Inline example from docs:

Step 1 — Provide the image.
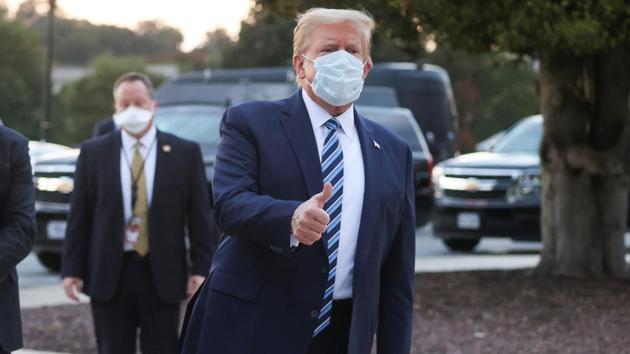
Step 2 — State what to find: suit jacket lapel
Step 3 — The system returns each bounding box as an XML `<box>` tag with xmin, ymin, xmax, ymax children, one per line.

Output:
<box><xmin>279</xmin><ymin>91</ymin><xmax>323</xmax><ymax>198</ymax></box>
<box><xmin>353</xmin><ymin>111</ymin><xmax>380</xmax><ymax>288</ymax></box>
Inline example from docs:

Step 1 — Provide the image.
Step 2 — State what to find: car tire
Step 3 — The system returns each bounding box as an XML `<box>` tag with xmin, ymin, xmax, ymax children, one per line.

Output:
<box><xmin>36</xmin><ymin>252</ymin><xmax>62</xmax><ymax>273</ymax></box>
<box><xmin>443</xmin><ymin>238</ymin><xmax>480</xmax><ymax>252</ymax></box>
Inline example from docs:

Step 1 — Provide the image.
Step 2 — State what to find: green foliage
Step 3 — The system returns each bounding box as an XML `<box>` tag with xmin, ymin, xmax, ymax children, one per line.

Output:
<box><xmin>52</xmin><ymin>55</ymin><xmax>164</xmax><ymax>145</ymax></box>
<box><xmin>191</xmin><ymin>28</ymin><xmax>236</xmax><ymax>69</ymax></box>
<box><xmin>407</xmin><ymin>0</ymin><xmax>630</xmax><ymax>57</ymax></box>
<box><xmin>426</xmin><ymin>48</ymin><xmax>539</xmax><ymax>151</ymax></box>
<box><xmin>222</xmin><ymin>10</ymin><xmax>295</xmax><ymax>67</ymax></box>
<box><xmin>0</xmin><ymin>19</ymin><xmax>43</xmax><ymax>139</ymax></box>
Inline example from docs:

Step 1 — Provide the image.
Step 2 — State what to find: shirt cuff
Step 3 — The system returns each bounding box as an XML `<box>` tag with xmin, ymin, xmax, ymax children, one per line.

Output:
<box><xmin>290</xmin><ymin>235</ymin><xmax>300</xmax><ymax>248</ymax></box>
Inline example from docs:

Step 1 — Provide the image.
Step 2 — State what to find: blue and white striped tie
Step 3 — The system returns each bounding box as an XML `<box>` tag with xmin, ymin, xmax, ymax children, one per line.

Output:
<box><xmin>313</xmin><ymin>118</ymin><xmax>344</xmax><ymax>337</ymax></box>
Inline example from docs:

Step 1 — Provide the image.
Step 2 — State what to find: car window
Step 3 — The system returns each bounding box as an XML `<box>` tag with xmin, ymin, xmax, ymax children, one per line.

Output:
<box><xmin>362</xmin><ymin>112</ymin><xmax>424</xmax><ymax>152</ymax></box>
<box><xmin>493</xmin><ymin>117</ymin><xmax>542</xmax><ymax>154</ymax></box>
<box><xmin>154</xmin><ymin>104</ymin><xmax>224</xmax><ymax>149</ymax></box>
<box><xmin>356</xmin><ymin>86</ymin><xmax>399</xmax><ymax>107</ymax></box>
<box><xmin>157</xmin><ymin>82</ymin><xmax>295</xmax><ymax>106</ymax></box>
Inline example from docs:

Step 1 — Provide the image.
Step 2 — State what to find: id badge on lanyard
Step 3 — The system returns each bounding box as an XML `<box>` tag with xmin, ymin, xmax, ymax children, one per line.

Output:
<box><xmin>124</xmin><ymin>216</ymin><xmax>142</xmax><ymax>246</ymax></box>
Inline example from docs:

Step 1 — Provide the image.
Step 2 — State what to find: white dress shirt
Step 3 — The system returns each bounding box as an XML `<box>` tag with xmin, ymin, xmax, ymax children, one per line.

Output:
<box><xmin>301</xmin><ymin>90</ymin><xmax>365</xmax><ymax>299</ymax></box>
<box><xmin>120</xmin><ymin>126</ymin><xmax>157</xmax><ymax>251</ymax></box>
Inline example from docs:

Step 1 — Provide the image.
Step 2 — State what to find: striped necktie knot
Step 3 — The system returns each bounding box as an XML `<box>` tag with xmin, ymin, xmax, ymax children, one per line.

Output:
<box><xmin>324</xmin><ymin>119</ymin><xmax>340</xmax><ymax>131</ymax></box>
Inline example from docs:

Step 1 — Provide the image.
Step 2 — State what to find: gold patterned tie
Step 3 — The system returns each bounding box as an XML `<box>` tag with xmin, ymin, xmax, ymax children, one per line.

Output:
<box><xmin>132</xmin><ymin>141</ymin><xmax>149</xmax><ymax>256</ymax></box>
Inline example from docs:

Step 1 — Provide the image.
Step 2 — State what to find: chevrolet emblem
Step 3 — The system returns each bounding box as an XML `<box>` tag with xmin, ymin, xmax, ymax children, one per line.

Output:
<box><xmin>464</xmin><ymin>178</ymin><xmax>480</xmax><ymax>192</ymax></box>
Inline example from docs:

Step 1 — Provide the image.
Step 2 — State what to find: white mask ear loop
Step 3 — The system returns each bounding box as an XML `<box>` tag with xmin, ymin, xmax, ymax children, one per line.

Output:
<box><xmin>301</xmin><ymin>54</ymin><xmax>315</xmax><ymax>86</ymax></box>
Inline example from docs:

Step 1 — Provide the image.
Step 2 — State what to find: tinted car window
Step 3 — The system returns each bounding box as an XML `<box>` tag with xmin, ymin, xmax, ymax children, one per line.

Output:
<box><xmin>356</xmin><ymin>86</ymin><xmax>399</xmax><ymax>107</ymax></box>
<box><xmin>359</xmin><ymin>109</ymin><xmax>424</xmax><ymax>152</ymax></box>
<box><xmin>157</xmin><ymin>82</ymin><xmax>295</xmax><ymax>106</ymax></box>
<box><xmin>154</xmin><ymin>104</ymin><xmax>224</xmax><ymax>151</ymax></box>
<box><xmin>493</xmin><ymin>116</ymin><xmax>542</xmax><ymax>154</ymax></box>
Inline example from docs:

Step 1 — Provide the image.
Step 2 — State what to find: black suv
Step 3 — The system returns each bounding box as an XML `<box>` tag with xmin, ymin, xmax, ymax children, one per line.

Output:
<box><xmin>432</xmin><ymin>115</ymin><xmax>543</xmax><ymax>251</ymax></box>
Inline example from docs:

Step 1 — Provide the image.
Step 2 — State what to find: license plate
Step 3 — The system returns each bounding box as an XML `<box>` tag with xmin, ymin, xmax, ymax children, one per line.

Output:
<box><xmin>457</xmin><ymin>212</ymin><xmax>480</xmax><ymax>230</ymax></box>
<box><xmin>46</xmin><ymin>220</ymin><xmax>67</xmax><ymax>240</ymax></box>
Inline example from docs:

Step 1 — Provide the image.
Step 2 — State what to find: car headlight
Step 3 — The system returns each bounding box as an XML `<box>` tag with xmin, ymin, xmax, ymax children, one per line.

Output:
<box><xmin>431</xmin><ymin>165</ymin><xmax>445</xmax><ymax>197</ymax></box>
<box><xmin>34</xmin><ymin>176</ymin><xmax>74</xmax><ymax>194</ymax></box>
<box><xmin>507</xmin><ymin>173</ymin><xmax>541</xmax><ymax>203</ymax></box>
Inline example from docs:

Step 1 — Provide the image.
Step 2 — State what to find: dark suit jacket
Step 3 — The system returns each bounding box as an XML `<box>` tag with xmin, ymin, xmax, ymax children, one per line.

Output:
<box><xmin>62</xmin><ymin>130</ymin><xmax>218</xmax><ymax>304</ymax></box>
<box><xmin>181</xmin><ymin>91</ymin><xmax>416</xmax><ymax>354</ymax></box>
<box><xmin>0</xmin><ymin>127</ymin><xmax>36</xmax><ymax>352</ymax></box>
<box><xmin>91</xmin><ymin>117</ymin><xmax>116</xmax><ymax>138</ymax></box>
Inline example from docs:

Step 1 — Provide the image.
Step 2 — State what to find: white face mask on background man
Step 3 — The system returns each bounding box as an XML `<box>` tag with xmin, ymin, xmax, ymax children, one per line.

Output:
<box><xmin>113</xmin><ymin>106</ymin><xmax>153</xmax><ymax>135</ymax></box>
<box><xmin>303</xmin><ymin>50</ymin><xmax>366</xmax><ymax>107</ymax></box>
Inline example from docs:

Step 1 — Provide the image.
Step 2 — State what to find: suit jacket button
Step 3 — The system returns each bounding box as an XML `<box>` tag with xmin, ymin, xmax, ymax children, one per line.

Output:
<box><xmin>321</xmin><ymin>266</ymin><xmax>327</xmax><ymax>274</ymax></box>
<box><xmin>311</xmin><ymin>310</ymin><xmax>318</xmax><ymax>318</ymax></box>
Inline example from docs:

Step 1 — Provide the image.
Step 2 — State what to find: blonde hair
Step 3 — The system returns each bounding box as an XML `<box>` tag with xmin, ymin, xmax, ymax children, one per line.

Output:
<box><xmin>293</xmin><ymin>8</ymin><xmax>375</xmax><ymax>57</ymax></box>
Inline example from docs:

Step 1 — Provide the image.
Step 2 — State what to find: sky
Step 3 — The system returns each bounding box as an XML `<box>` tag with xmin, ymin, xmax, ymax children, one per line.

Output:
<box><xmin>6</xmin><ymin>0</ymin><xmax>254</xmax><ymax>51</ymax></box>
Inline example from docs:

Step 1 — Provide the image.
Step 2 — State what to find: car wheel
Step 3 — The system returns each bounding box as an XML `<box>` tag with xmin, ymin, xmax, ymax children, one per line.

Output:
<box><xmin>443</xmin><ymin>238</ymin><xmax>480</xmax><ymax>252</ymax></box>
<box><xmin>36</xmin><ymin>252</ymin><xmax>62</xmax><ymax>273</ymax></box>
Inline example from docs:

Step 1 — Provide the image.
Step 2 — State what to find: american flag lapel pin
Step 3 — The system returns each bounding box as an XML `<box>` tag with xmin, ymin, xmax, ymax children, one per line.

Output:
<box><xmin>162</xmin><ymin>144</ymin><xmax>171</xmax><ymax>153</ymax></box>
<box><xmin>373</xmin><ymin>140</ymin><xmax>380</xmax><ymax>150</ymax></box>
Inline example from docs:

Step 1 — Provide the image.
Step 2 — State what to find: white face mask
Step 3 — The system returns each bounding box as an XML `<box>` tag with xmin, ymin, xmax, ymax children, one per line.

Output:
<box><xmin>113</xmin><ymin>106</ymin><xmax>153</xmax><ymax>134</ymax></box>
<box><xmin>303</xmin><ymin>50</ymin><xmax>366</xmax><ymax>107</ymax></box>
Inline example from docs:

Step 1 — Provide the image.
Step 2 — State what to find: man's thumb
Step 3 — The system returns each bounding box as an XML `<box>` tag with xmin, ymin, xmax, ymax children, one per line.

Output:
<box><xmin>313</xmin><ymin>182</ymin><xmax>333</xmax><ymax>207</ymax></box>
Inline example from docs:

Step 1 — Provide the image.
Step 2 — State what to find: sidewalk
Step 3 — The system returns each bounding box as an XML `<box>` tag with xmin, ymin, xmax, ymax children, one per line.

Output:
<box><xmin>19</xmin><ymin>285</ymin><xmax>89</xmax><ymax>309</ymax></box>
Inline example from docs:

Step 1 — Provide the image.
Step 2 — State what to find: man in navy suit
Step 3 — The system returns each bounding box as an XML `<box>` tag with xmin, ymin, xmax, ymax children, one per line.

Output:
<box><xmin>62</xmin><ymin>72</ymin><xmax>218</xmax><ymax>354</ymax></box>
<box><xmin>0</xmin><ymin>127</ymin><xmax>36</xmax><ymax>354</ymax></box>
<box><xmin>91</xmin><ymin>117</ymin><xmax>116</xmax><ymax>138</ymax></box>
<box><xmin>181</xmin><ymin>8</ymin><xmax>415</xmax><ymax>354</ymax></box>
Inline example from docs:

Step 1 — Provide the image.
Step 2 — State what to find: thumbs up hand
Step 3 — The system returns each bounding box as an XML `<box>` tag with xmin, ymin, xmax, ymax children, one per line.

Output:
<box><xmin>291</xmin><ymin>183</ymin><xmax>333</xmax><ymax>246</ymax></box>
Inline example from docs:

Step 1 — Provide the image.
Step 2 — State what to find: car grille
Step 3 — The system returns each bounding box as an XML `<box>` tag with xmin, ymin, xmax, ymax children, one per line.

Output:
<box><xmin>34</xmin><ymin>171</ymin><xmax>73</xmax><ymax>205</ymax></box>
<box><xmin>444</xmin><ymin>189</ymin><xmax>507</xmax><ymax>200</ymax></box>
<box><xmin>440</xmin><ymin>169</ymin><xmax>516</xmax><ymax>201</ymax></box>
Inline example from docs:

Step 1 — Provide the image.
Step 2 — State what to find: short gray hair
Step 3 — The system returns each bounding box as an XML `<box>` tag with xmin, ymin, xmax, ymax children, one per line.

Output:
<box><xmin>293</xmin><ymin>8</ymin><xmax>375</xmax><ymax>57</ymax></box>
<box><xmin>112</xmin><ymin>72</ymin><xmax>155</xmax><ymax>99</ymax></box>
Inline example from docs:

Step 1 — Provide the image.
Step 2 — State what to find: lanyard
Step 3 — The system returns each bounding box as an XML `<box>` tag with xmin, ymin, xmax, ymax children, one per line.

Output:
<box><xmin>121</xmin><ymin>137</ymin><xmax>157</xmax><ymax>209</ymax></box>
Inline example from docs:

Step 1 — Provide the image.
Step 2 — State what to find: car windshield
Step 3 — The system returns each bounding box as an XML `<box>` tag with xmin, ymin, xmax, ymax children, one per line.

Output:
<box><xmin>154</xmin><ymin>104</ymin><xmax>224</xmax><ymax>150</ymax></box>
<box><xmin>493</xmin><ymin>117</ymin><xmax>542</xmax><ymax>154</ymax></box>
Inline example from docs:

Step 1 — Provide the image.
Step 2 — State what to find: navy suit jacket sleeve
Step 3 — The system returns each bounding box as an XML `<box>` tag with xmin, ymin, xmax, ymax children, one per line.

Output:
<box><xmin>61</xmin><ymin>146</ymin><xmax>92</xmax><ymax>278</ymax></box>
<box><xmin>377</xmin><ymin>147</ymin><xmax>415</xmax><ymax>354</ymax></box>
<box><xmin>186</xmin><ymin>144</ymin><xmax>218</xmax><ymax>275</ymax></box>
<box><xmin>0</xmin><ymin>134</ymin><xmax>35</xmax><ymax>279</ymax></box>
<box><xmin>212</xmin><ymin>106</ymin><xmax>301</xmax><ymax>255</ymax></box>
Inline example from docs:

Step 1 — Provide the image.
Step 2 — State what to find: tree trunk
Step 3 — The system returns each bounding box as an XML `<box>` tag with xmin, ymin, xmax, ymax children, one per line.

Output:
<box><xmin>537</xmin><ymin>48</ymin><xmax>630</xmax><ymax>277</ymax></box>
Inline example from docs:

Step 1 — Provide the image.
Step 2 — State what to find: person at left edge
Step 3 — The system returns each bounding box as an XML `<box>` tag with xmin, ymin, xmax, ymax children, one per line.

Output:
<box><xmin>0</xmin><ymin>126</ymin><xmax>36</xmax><ymax>354</ymax></box>
<box><xmin>61</xmin><ymin>72</ymin><xmax>218</xmax><ymax>354</ymax></box>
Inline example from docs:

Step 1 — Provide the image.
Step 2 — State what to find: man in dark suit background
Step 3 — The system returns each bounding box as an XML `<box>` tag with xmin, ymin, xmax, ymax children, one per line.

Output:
<box><xmin>62</xmin><ymin>72</ymin><xmax>218</xmax><ymax>354</ymax></box>
<box><xmin>0</xmin><ymin>126</ymin><xmax>36</xmax><ymax>354</ymax></box>
<box><xmin>91</xmin><ymin>117</ymin><xmax>116</xmax><ymax>138</ymax></box>
<box><xmin>181</xmin><ymin>8</ymin><xmax>415</xmax><ymax>354</ymax></box>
